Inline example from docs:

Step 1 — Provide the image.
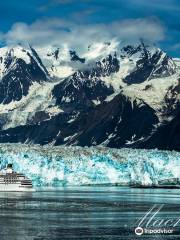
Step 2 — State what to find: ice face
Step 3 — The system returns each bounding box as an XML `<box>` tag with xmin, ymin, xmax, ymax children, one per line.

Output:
<box><xmin>0</xmin><ymin>144</ymin><xmax>179</xmax><ymax>187</ymax></box>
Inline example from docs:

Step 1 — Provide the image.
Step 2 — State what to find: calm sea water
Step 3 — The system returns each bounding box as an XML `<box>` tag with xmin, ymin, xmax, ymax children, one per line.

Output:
<box><xmin>0</xmin><ymin>187</ymin><xmax>179</xmax><ymax>240</ymax></box>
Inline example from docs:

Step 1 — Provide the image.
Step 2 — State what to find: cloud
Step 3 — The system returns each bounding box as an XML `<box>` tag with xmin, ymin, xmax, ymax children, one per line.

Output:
<box><xmin>2</xmin><ymin>17</ymin><xmax>165</xmax><ymax>50</ymax></box>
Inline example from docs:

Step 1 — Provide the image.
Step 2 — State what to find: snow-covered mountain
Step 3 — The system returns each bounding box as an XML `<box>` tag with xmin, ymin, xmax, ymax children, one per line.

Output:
<box><xmin>0</xmin><ymin>45</ymin><xmax>48</xmax><ymax>104</ymax></box>
<box><xmin>0</xmin><ymin>40</ymin><xmax>179</xmax><ymax>150</ymax></box>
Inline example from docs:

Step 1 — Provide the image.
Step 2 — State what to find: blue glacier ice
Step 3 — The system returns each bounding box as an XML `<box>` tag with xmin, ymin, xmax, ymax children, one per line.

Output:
<box><xmin>0</xmin><ymin>144</ymin><xmax>179</xmax><ymax>187</ymax></box>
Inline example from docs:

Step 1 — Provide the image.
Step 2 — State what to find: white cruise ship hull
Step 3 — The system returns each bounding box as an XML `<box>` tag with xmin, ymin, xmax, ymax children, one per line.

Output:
<box><xmin>0</xmin><ymin>183</ymin><xmax>35</xmax><ymax>192</ymax></box>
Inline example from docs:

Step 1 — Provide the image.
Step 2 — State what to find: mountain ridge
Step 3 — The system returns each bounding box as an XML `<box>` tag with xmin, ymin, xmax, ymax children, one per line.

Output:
<box><xmin>0</xmin><ymin>40</ymin><xmax>179</xmax><ymax>150</ymax></box>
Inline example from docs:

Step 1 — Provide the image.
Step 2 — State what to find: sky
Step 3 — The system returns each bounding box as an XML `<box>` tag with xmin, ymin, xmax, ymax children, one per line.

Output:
<box><xmin>0</xmin><ymin>0</ymin><xmax>179</xmax><ymax>57</ymax></box>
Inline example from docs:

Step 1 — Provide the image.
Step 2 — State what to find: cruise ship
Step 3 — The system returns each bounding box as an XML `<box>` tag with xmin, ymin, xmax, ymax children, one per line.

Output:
<box><xmin>0</xmin><ymin>164</ymin><xmax>35</xmax><ymax>191</ymax></box>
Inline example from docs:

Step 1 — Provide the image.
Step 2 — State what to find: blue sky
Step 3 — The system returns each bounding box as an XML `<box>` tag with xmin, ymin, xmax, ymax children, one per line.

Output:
<box><xmin>0</xmin><ymin>0</ymin><xmax>179</xmax><ymax>56</ymax></box>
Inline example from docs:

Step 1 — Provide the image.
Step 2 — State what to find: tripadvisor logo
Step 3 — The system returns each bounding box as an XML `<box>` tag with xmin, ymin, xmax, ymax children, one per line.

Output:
<box><xmin>135</xmin><ymin>204</ymin><xmax>179</xmax><ymax>235</ymax></box>
<box><xmin>135</xmin><ymin>227</ymin><xmax>143</xmax><ymax>235</ymax></box>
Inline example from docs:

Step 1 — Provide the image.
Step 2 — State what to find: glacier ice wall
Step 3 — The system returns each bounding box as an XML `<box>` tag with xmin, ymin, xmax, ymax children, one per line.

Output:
<box><xmin>0</xmin><ymin>144</ymin><xmax>179</xmax><ymax>186</ymax></box>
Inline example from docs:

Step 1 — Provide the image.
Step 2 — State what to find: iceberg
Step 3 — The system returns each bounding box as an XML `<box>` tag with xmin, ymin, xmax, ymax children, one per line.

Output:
<box><xmin>0</xmin><ymin>144</ymin><xmax>179</xmax><ymax>187</ymax></box>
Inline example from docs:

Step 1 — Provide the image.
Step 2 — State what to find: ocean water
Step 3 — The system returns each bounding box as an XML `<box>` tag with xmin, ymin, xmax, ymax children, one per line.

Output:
<box><xmin>0</xmin><ymin>187</ymin><xmax>179</xmax><ymax>240</ymax></box>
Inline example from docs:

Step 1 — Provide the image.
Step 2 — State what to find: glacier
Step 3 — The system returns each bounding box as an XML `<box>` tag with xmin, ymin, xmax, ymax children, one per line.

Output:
<box><xmin>0</xmin><ymin>144</ymin><xmax>179</xmax><ymax>187</ymax></box>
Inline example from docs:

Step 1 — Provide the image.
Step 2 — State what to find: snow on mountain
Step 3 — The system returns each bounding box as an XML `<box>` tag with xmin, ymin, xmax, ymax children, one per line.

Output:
<box><xmin>122</xmin><ymin>75</ymin><xmax>179</xmax><ymax>113</ymax></box>
<box><xmin>36</xmin><ymin>45</ymin><xmax>85</xmax><ymax>78</ymax></box>
<box><xmin>83</xmin><ymin>40</ymin><xmax>119</xmax><ymax>61</ymax></box>
<box><xmin>54</xmin><ymin>93</ymin><xmax>159</xmax><ymax>148</ymax></box>
<box><xmin>0</xmin><ymin>45</ymin><xmax>48</xmax><ymax>79</ymax></box>
<box><xmin>34</xmin><ymin>40</ymin><xmax>120</xmax><ymax>79</ymax></box>
<box><xmin>174</xmin><ymin>58</ymin><xmax>180</xmax><ymax>68</ymax></box>
<box><xmin>0</xmin><ymin>81</ymin><xmax>62</xmax><ymax>130</ymax></box>
<box><xmin>101</xmin><ymin>44</ymin><xmax>179</xmax><ymax>114</ymax></box>
<box><xmin>0</xmin><ymin>46</ymin><xmax>31</xmax><ymax>79</ymax></box>
<box><xmin>0</xmin><ymin>40</ymin><xmax>179</xmax><ymax>150</ymax></box>
<box><xmin>0</xmin><ymin>44</ymin><xmax>49</xmax><ymax>105</ymax></box>
<box><xmin>0</xmin><ymin>144</ymin><xmax>179</xmax><ymax>186</ymax></box>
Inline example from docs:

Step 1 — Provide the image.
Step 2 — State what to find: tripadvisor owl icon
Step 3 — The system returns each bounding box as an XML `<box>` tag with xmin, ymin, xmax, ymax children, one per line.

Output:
<box><xmin>135</xmin><ymin>227</ymin><xmax>144</xmax><ymax>235</ymax></box>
